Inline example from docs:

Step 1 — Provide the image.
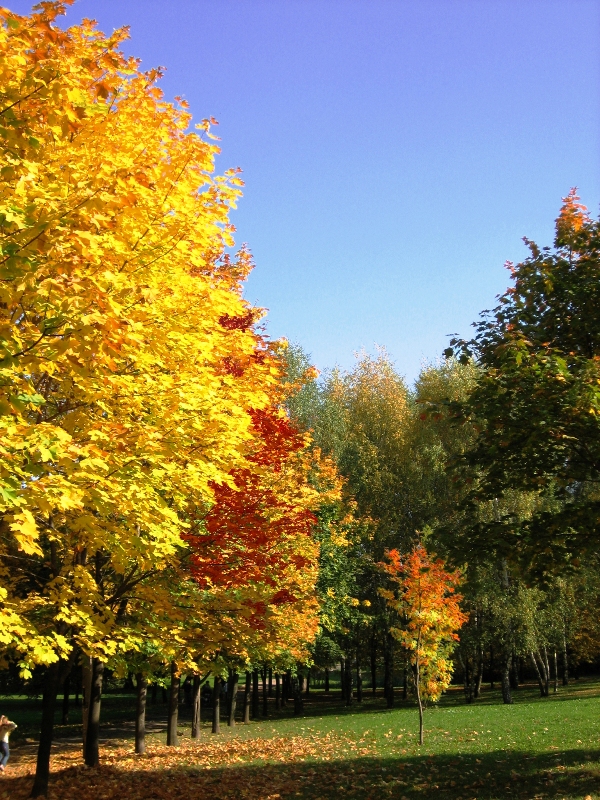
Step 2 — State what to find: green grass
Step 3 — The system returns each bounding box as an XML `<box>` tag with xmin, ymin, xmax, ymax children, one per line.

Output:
<box><xmin>3</xmin><ymin>678</ymin><xmax>600</xmax><ymax>798</ymax></box>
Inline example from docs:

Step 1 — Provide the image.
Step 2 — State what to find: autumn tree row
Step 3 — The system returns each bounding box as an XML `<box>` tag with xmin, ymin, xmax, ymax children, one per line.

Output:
<box><xmin>0</xmin><ymin>4</ymin><xmax>343</xmax><ymax>796</ymax></box>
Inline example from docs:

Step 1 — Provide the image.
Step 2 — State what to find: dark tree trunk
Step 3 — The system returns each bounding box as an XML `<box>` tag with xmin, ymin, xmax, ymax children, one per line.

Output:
<box><xmin>61</xmin><ymin>674</ymin><xmax>70</xmax><ymax>725</ymax></box>
<box><xmin>84</xmin><ymin>658</ymin><xmax>104</xmax><ymax>766</ymax></box>
<box><xmin>370</xmin><ymin>632</ymin><xmax>377</xmax><ymax>695</ymax></box>
<box><xmin>191</xmin><ymin>675</ymin><xmax>201</xmax><ymax>738</ymax></box>
<box><xmin>212</xmin><ymin>676</ymin><xmax>221</xmax><ymax>734</ymax></box>
<box><xmin>166</xmin><ymin>662</ymin><xmax>180</xmax><ymax>746</ymax></box>
<box><xmin>562</xmin><ymin>633</ymin><xmax>569</xmax><ymax>685</ymax></box>
<box><xmin>268</xmin><ymin>668</ymin><xmax>273</xmax><ymax>696</ymax></box>
<box><xmin>384</xmin><ymin>634</ymin><xmax>394</xmax><ymax>708</ymax></box>
<box><xmin>252</xmin><ymin>669</ymin><xmax>260</xmax><ymax>718</ymax></box>
<box><xmin>30</xmin><ymin>661</ymin><xmax>67</xmax><ymax>798</ymax></box>
<box><xmin>501</xmin><ymin>653</ymin><xmax>513</xmax><ymax>705</ymax></box>
<box><xmin>275</xmin><ymin>672</ymin><xmax>281</xmax><ymax>710</ymax></box>
<box><xmin>463</xmin><ymin>654</ymin><xmax>473</xmax><ymax>703</ymax></box>
<box><xmin>293</xmin><ymin>675</ymin><xmax>303</xmax><ymax>716</ymax></box>
<box><xmin>345</xmin><ymin>659</ymin><xmax>353</xmax><ymax>706</ymax></box>
<box><xmin>262</xmin><ymin>666</ymin><xmax>268</xmax><ymax>716</ymax></box>
<box><xmin>135</xmin><ymin>673</ymin><xmax>147</xmax><ymax>755</ymax></box>
<box><xmin>228</xmin><ymin>672</ymin><xmax>238</xmax><ymax>727</ymax></box>
<box><xmin>489</xmin><ymin>646</ymin><xmax>495</xmax><ymax>690</ymax></box>
<box><xmin>474</xmin><ymin>648</ymin><xmax>484</xmax><ymax>699</ymax></box>
<box><xmin>305</xmin><ymin>670</ymin><xmax>310</xmax><ymax>696</ymax></box>
<box><xmin>356</xmin><ymin>653</ymin><xmax>363</xmax><ymax>704</ymax></box>
<box><xmin>243</xmin><ymin>672</ymin><xmax>251</xmax><ymax>723</ymax></box>
<box><xmin>81</xmin><ymin>655</ymin><xmax>92</xmax><ymax>755</ymax></box>
<box><xmin>324</xmin><ymin>667</ymin><xmax>329</xmax><ymax>694</ymax></box>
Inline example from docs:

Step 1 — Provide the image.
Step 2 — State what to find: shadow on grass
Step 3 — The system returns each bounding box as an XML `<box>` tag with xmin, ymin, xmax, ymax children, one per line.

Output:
<box><xmin>4</xmin><ymin>745</ymin><xmax>600</xmax><ymax>800</ymax></box>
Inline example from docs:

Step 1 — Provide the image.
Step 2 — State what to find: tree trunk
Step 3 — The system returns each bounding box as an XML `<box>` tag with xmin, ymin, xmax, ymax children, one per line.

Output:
<box><xmin>489</xmin><ymin>645</ymin><xmax>495</xmax><ymax>690</ymax></box>
<box><xmin>228</xmin><ymin>672</ymin><xmax>238</xmax><ymax>727</ymax></box>
<box><xmin>542</xmin><ymin>647</ymin><xmax>551</xmax><ymax>697</ymax></box>
<box><xmin>340</xmin><ymin>658</ymin><xmax>346</xmax><ymax>703</ymax></box>
<box><xmin>191</xmin><ymin>675</ymin><xmax>201</xmax><ymax>738</ymax></box>
<box><xmin>370</xmin><ymin>632</ymin><xmax>377</xmax><ymax>695</ymax></box>
<box><xmin>535</xmin><ymin>650</ymin><xmax>549</xmax><ymax>696</ymax></box>
<box><xmin>356</xmin><ymin>654</ymin><xmax>363</xmax><ymax>704</ymax></box>
<box><xmin>345</xmin><ymin>659</ymin><xmax>353</xmax><ymax>706</ymax></box>
<box><xmin>30</xmin><ymin>662</ymin><xmax>64</xmax><ymax>798</ymax></box>
<box><xmin>501</xmin><ymin>653</ymin><xmax>513</xmax><ymax>705</ymax></box>
<box><xmin>268</xmin><ymin>668</ymin><xmax>273</xmax><ymax>696</ymax></box>
<box><xmin>415</xmin><ymin>654</ymin><xmax>424</xmax><ymax>746</ymax></box>
<box><xmin>275</xmin><ymin>672</ymin><xmax>281</xmax><ymax>710</ymax></box>
<box><xmin>530</xmin><ymin>651</ymin><xmax>546</xmax><ymax>697</ymax></box>
<box><xmin>61</xmin><ymin>674</ymin><xmax>70</xmax><ymax>725</ymax></box>
<box><xmin>562</xmin><ymin>632</ymin><xmax>569</xmax><ymax>685</ymax></box>
<box><xmin>509</xmin><ymin>652</ymin><xmax>519</xmax><ymax>690</ymax></box>
<box><xmin>305</xmin><ymin>670</ymin><xmax>310</xmax><ymax>696</ymax></box>
<box><xmin>243</xmin><ymin>672</ymin><xmax>251</xmax><ymax>723</ymax></box>
<box><xmin>262</xmin><ymin>666</ymin><xmax>268</xmax><ymax>716</ymax></box>
<box><xmin>324</xmin><ymin>667</ymin><xmax>329</xmax><ymax>694</ymax></box>
<box><xmin>293</xmin><ymin>675</ymin><xmax>304</xmax><ymax>716</ymax></box>
<box><xmin>252</xmin><ymin>669</ymin><xmax>259</xmax><ymax>718</ymax></box>
<box><xmin>166</xmin><ymin>662</ymin><xmax>180</xmax><ymax>746</ymax></box>
<box><xmin>474</xmin><ymin>648</ymin><xmax>484</xmax><ymax>699</ymax></box>
<box><xmin>385</xmin><ymin>634</ymin><xmax>394</xmax><ymax>708</ymax></box>
<box><xmin>135</xmin><ymin>673</ymin><xmax>147</xmax><ymax>755</ymax></box>
<box><xmin>151</xmin><ymin>683</ymin><xmax>157</xmax><ymax>704</ymax></box>
<box><xmin>212</xmin><ymin>676</ymin><xmax>221</xmax><ymax>734</ymax></box>
<box><xmin>553</xmin><ymin>650</ymin><xmax>559</xmax><ymax>693</ymax></box>
<box><xmin>85</xmin><ymin>658</ymin><xmax>104</xmax><ymax>766</ymax></box>
<box><xmin>81</xmin><ymin>654</ymin><xmax>92</xmax><ymax>755</ymax></box>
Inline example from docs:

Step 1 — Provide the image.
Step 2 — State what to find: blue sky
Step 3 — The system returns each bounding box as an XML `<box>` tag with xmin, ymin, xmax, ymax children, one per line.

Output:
<box><xmin>9</xmin><ymin>0</ymin><xmax>600</xmax><ymax>383</ymax></box>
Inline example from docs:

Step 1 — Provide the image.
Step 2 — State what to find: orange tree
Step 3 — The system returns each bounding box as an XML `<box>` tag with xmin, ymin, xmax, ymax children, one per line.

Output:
<box><xmin>381</xmin><ymin>544</ymin><xmax>466</xmax><ymax>744</ymax></box>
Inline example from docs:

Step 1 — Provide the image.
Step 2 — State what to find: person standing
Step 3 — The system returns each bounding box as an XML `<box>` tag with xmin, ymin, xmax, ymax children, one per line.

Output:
<box><xmin>0</xmin><ymin>715</ymin><xmax>17</xmax><ymax>772</ymax></box>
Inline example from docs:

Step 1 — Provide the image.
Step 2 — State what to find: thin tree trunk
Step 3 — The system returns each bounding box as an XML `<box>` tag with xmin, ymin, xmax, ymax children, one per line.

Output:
<box><xmin>370</xmin><ymin>632</ymin><xmax>377</xmax><ymax>695</ymax></box>
<box><xmin>135</xmin><ymin>673</ymin><xmax>147</xmax><ymax>755</ymax></box>
<box><xmin>553</xmin><ymin>650</ymin><xmax>558</xmax><ymax>693</ymax></box>
<box><xmin>268</xmin><ymin>668</ymin><xmax>273</xmax><ymax>696</ymax></box>
<box><xmin>85</xmin><ymin>658</ymin><xmax>104</xmax><ymax>766</ymax></box>
<box><xmin>562</xmin><ymin>632</ymin><xmax>569</xmax><ymax>685</ymax></box>
<box><xmin>243</xmin><ymin>672</ymin><xmax>251</xmax><ymax>723</ymax></box>
<box><xmin>385</xmin><ymin>633</ymin><xmax>394</xmax><ymax>708</ymax></box>
<box><xmin>530</xmin><ymin>651</ymin><xmax>546</xmax><ymax>697</ymax></box>
<box><xmin>262</xmin><ymin>665</ymin><xmax>268</xmax><ymax>716</ymax></box>
<box><xmin>30</xmin><ymin>662</ymin><xmax>63</xmax><ymax>798</ymax></box>
<box><xmin>356</xmin><ymin>651</ymin><xmax>363</xmax><ymax>704</ymax></box>
<box><xmin>542</xmin><ymin>647</ymin><xmax>551</xmax><ymax>696</ymax></box>
<box><xmin>228</xmin><ymin>672</ymin><xmax>238</xmax><ymax>727</ymax></box>
<box><xmin>252</xmin><ymin>669</ymin><xmax>259</xmax><ymax>718</ymax></box>
<box><xmin>166</xmin><ymin>662</ymin><xmax>180</xmax><ymax>746</ymax></box>
<box><xmin>346</xmin><ymin>659</ymin><xmax>354</xmax><ymax>706</ymax></box>
<box><xmin>212</xmin><ymin>676</ymin><xmax>221</xmax><ymax>734</ymax></box>
<box><xmin>81</xmin><ymin>654</ymin><xmax>92</xmax><ymax>755</ymax></box>
<box><xmin>489</xmin><ymin>645</ymin><xmax>495</xmax><ymax>690</ymax></box>
<box><xmin>275</xmin><ymin>672</ymin><xmax>281</xmax><ymax>710</ymax></box>
<box><xmin>415</xmin><ymin>648</ymin><xmax>424</xmax><ymax>746</ymax></box>
<box><xmin>61</xmin><ymin>674</ymin><xmax>70</xmax><ymax>725</ymax></box>
<box><xmin>306</xmin><ymin>670</ymin><xmax>310</xmax><ymax>696</ymax></box>
<box><xmin>191</xmin><ymin>675</ymin><xmax>201</xmax><ymax>738</ymax></box>
<box><xmin>474</xmin><ymin>648</ymin><xmax>484</xmax><ymax>699</ymax></box>
<box><xmin>535</xmin><ymin>650</ymin><xmax>549</xmax><ymax>696</ymax></box>
<box><xmin>324</xmin><ymin>667</ymin><xmax>329</xmax><ymax>694</ymax></box>
<box><xmin>501</xmin><ymin>653</ymin><xmax>513</xmax><ymax>705</ymax></box>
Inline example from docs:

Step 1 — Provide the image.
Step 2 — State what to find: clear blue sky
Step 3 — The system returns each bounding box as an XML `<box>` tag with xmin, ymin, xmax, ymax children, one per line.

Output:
<box><xmin>9</xmin><ymin>0</ymin><xmax>600</xmax><ymax>383</ymax></box>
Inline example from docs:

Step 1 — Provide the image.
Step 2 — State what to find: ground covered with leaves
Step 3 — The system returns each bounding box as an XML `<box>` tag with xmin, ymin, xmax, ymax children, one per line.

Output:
<box><xmin>3</xmin><ymin>680</ymin><xmax>600</xmax><ymax>799</ymax></box>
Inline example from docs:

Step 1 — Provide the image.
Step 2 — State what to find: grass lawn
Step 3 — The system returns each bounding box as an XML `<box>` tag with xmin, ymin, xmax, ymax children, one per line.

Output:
<box><xmin>2</xmin><ymin>678</ymin><xmax>600</xmax><ymax>799</ymax></box>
